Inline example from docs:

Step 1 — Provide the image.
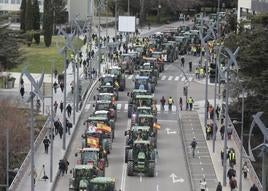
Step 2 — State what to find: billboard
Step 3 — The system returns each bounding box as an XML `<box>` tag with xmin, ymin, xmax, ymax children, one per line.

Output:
<box><xmin>118</xmin><ymin>16</ymin><xmax>136</xmax><ymax>33</ymax></box>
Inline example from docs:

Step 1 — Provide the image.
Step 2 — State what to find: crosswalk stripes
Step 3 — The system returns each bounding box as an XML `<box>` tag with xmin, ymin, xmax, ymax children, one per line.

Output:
<box><xmin>84</xmin><ymin>103</ymin><xmax>177</xmax><ymax>113</ymax></box>
<box><xmin>174</xmin><ymin>76</ymin><xmax>180</xmax><ymax>81</ymax></box>
<box><xmin>167</xmin><ymin>76</ymin><xmax>173</xmax><ymax>80</ymax></box>
<box><xmin>125</xmin><ymin>74</ymin><xmax>195</xmax><ymax>82</ymax></box>
<box><xmin>161</xmin><ymin>75</ymin><xmax>166</xmax><ymax>80</ymax></box>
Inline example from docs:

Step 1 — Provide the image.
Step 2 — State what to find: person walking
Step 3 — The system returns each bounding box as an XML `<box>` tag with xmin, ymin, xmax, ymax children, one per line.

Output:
<box><xmin>160</xmin><ymin>96</ymin><xmax>166</xmax><ymax>111</ymax></box>
<box><xmin>229</xmin><ymin>176</ymin><xmax>237</xmax><ymax>191</ymax></box>
<box><xmin>168</xmin><ymin>96</ymin><xmax>174</xmax><ymax>111</ymax></box>
<box><xmin>179</xmin><ymin>97</ymin><xmax>183</xmax><ymax>111</ymax></box>
<box><xmin>63</xmin><ymin>158</ymin><xmax>69</xmax><ymax>174</ymax></box>
<box><xmin>242</xmin><ymin>161</ymin><xmax>249</xmax><ymax>178</ymax></box>
<box><xmin>216</xmin><ymin>105</ymin><xmax>220</xmax><ymax>120</ymax></box>
<box><xmin>58</xmin><ymin>121</ymin><xmax>63</xmax><ymax>139</ymax></box>
<box><xmin>58</xmin><ymin>159</ymin><xmax>66</xmax><ymax>176</ymax></box>
<box><xmin>53</xmin><ymin>81</ymin><xmax>58</xmax><ymax>94</ymax></box>
<box><xmin>188</xmin><ymin>97</ymin><xmax>194</xmax><ymax>111</ymax></box>
<box><xmin>20</xmin><ymin>85</ymin><xmax>25</xmax><ymax>99</ymax></box>
<box><xmin>181</xmin><ymin>56</ymin><xmax>185</xmax><ymax>68</ymax></box>
<box><xmin>60</xmin><ymin>81</ymin><xmax>64</xmax><ymax>93</ymax></box>
<box><xmin>191</xmin><ymin>137</ymin><xmax>197</xmax><ymax>158</ymax></box>
<box><xmin>60</xmin><ymin>101</ymin><xmax>63</xmax><ymax>113</ymax></box>
<box><xmin>199</xmin><ymin>178</ymin><xmax>207</xmax><ymax>191</ymax></box>
<box><xmin>220</xmin><ymin>124</ymin><xmax>225</xmax><ymax>140</ymax></box>
<box><xmin>189</xmin><ymin>61</ymin><xmax>192</xmax><ymax>72</ymax></box>
<box><xmin>216</xmin><ymin>182</ymin><xmax>222</xmax><ymax>191</ymax></box>
<box><xmin>66</xmin><ymin>104</ymin><xmax>72</xmax><ymax>118</ymax></box>
<box><xmin>227</xmin><ymin>167</ymin><xmax>236</xmax><ymax>180</ymax></box>
<box><xmin>54</xmin><ymin>101</ymin><xmax>58</xmax><ymax>114</ymax></box>
<box><xmin>43</xmin><ymin>136</ymin><xmax>50</xmax><ymax>154</ymax></box>
<box><xmin>250</xmin><ymin>184</ymin><xmax>259</xmax><ymax>191</ymax></box>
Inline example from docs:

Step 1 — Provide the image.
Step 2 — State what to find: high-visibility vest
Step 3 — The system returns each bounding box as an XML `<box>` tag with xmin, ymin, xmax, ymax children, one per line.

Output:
<box><xmin>168</xmin><ymin>98</ymin><xmax>173</xmax><ymax>104</ymax></box>
<box><xmin>188</xmin><ymin>98</ymin><xmax>193</xmax><ymax>104</ymax></box>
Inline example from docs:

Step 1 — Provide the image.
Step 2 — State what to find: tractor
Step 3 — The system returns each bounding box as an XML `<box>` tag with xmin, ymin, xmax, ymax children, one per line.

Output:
<box><xmin>98</xmin><ymin>84</ymin><xmax>119</xmax><ymax>100</ymax></box>
<box><xmin>88</xmin><ymin>177</ymin><xmax>116</xmax><ymax>191</ymax></box>
<box><xmin>139</xmin><ymin>69</ymin><xmax>157</xmax><ymax>86</ymax></box>
<box><xmin>134</xmin><ymin>75</ymin><xmax>154</xmax><ymax>93</ymax></box>
<box><xmin>126</xmin><ymin>140</ymin><xmax>156</xmax><ymax>177</ymax></box>
<box><xmin>119</xmin><ymin>53</ymin><xmax>135</xmax><ymax>74</ymax></box>
<box><xmin>127</xmin><ymin>94</ymin><xmax>154</xmax><ymax>118</ymax></box>
<box><xmin>69</xmin><ymin>165</ymin><xmax>101</xmax><ymax>191</ymax></box>
<box><xmin>131</xmin><ymin>106</ymin><xmax>157</xmax><ymax>126</ymax></box>
<box><xmin>93</xmin><ymin>100</ymin><xmax>117</xmax><ymax>121</ymax></box>
<box><xmin>107</xmin><ymin>66</ymin><xmax>126</xmax><ymax>91</ymax></box>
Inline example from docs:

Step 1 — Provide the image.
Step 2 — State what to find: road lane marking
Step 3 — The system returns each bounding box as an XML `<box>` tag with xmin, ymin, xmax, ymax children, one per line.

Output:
<box><xmin>161</xmin><ymin>75</ymin><xmax>166</xmax><ymax>80</ymax></box>
<box><xmin>201</xmin><ymin>168</ymin><xmax>204</xmax><ymax>171</ymax></box>
<box><xmin>168</xmin><ymin>76</ymin><xmax>173</xmax><ymax>80</ymax></box>
<box><xmin>117</xmin><ymin>103</ymin><xmax>122</xmax><ymax>110</ymax></box>
<box><xmin>174</xmin><ymin>76</ymin><xmax>180</xmax><ymax>81</ymax></box>
<box><xmin>140</xmin><ymin>175</ymin><xmax>142</xmax><ymax>182</ymax></box>
<box><xmin>124</xmin><ymin>104</ymin><xmax>128</xmax><ymax>110</ymax></box>
<box><xmin>157</xmin><ymin>184</ymin><xmax>159</xmax><ymax>191</ymax></box>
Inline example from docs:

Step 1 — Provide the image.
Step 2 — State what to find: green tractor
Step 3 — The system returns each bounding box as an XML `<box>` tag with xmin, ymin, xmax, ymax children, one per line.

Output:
<box><xmin>75</xmin><ymin>148</ymin><xmax>106</xmax><ymax>176</ymax></box>
<box><xmin>126</xmin><ymin>140</ymin><xmax>156</xmax><ymax>177</ymax></box>
<box><xmin>128</xmin><ymin>94</ymin><xmax>154</xmax><ymax>118</ymax></box>
<box><xmin>98</xmin><ymin>84</ymin><xmax>119</xmax><ymax>101</ymax></box>
<box><xmin>108</xmin><ymin>66</ymin><xmax>126</xmax><ymax>91</ymax></box>
<box><xmin>88</xmin><ymin>177</ymin><xmax>116</xmax><ymax>191</ymax></box>
<box><xmin>139</xmin><ymin>69</ymin><xmax>157</xmax><ymax>86</ymax></box>
<box><xmin>69</xmin><ymin>165</ymin><xmax>100</xmax><ymax>191</ymax></box>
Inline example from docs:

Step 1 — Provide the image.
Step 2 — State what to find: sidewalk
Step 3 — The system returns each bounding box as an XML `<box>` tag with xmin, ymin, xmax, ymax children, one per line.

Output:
<box><xmin>194</xmin><ymin>99</ymin><xmax>254</xmax><ymax>191</ymax></box>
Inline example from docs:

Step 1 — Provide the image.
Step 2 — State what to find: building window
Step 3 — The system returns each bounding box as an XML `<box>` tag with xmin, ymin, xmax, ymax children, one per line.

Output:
<box><xmin>5</xmin><ymin>0</ymin><xmax>8</xmax><ymax>4</ymax></box>
<box><xmin>16</xmin><ymin>0</ymin><xmax>20</xmax><ymax>4</ymax></box>
<box><xmin>11</xmin><ymin>0</ymin><xmax>15</xmax><ymax>4</ymax></box>
<box><xmin>0</xmin><ymin>0</ymin><xmax>3</xmax><ymax>4</ymax></box>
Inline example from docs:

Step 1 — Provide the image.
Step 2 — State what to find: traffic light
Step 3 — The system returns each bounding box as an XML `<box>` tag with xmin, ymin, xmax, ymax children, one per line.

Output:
<box><xmin>209</xmin><ymin>62</ymin><xmax>217</xmax><ymax>83</ymax></box>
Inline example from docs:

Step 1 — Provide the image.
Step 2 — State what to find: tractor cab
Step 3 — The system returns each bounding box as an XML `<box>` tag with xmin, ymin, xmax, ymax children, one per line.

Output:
<box><xmin>88</xmin><ymin>177</ymin><xmax>116</xmax><ymax>191</ymax></box>
<box><xmin>98</xmin><ymin>84</ymin><xmax>118</xmax><ymax>100</ymax></box>
<box><xmin>94</xmin><ymin>100</ymin><xmax>117</xmax><ymax>121</ymax></box>
<box><xmin>119</xmin><ymin>54</ymin><xmax>135</xmax><ymax>74</ymax></box>
<box><xmin>134</xmin><ymin>75</ymin><xmax>154</xmax><ymax>93</ymax></box>
<box><xmin>69</xmin><ymin>165</ymin><xmax>100</xmax><ymax>191</ymax></box>
<box><xmin>108</xmin><ymin>66</ymin><xmax>126</xmax><ymax>91</ymax></box>
<box><xmin>126</xmin><ymin>140</ymin><xmax>155</xmax><ymax>177</ymax></box>
<box><xmin>94</xmin><ymin>93</ymin><xmax>116</xmax><ymax>106</ymax></box>
<box><xmin>139</xmin><ymin>69</ymin><xmax>157</xmax><ymax>86</ymax></box>
<box><xmin>128</xmin><ymin>95</ymin><xmax>153</xmax><ymax>119</ymax></box>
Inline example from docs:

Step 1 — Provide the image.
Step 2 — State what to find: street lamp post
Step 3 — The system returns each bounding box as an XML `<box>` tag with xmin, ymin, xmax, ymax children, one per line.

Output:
<box><xmin>239</xmin><ymin>87</ymin><xmax>245</xmax><ymax>191</ymax></box>
<box><xmin>98</xmin><ymin>0</ymin><xmax>101</xmax><ymax>76</ymax></box>
<box><xmin>128</xmin><ymin>0</ymin><xmax>130</xmax><ymax>16</ymax></box>
<box><xmin>63</xmin><ymin>49</ymin><xmax>67</xmax><ymax>150</ymax></box>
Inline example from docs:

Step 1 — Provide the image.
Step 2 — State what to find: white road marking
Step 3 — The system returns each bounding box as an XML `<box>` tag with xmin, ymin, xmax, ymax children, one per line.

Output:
<box><xmin>124</xmin><ymin>104</ymin><xmax>128</xmax><ymax>111</ymax></box>
<box><xmin>120</xmin><ymin>164</ymin><xmax>126</xmax><ymax>191</ymax></box>
<box><xmin>174</xmin><ymin>76</ymin><xmax>180</xmax><ymax>81</ymax></box>
<box><xmin>201</xmin><ymin>168</ymin><xmax>204</xmax><ymax>171</ymax></box>
<box><xmin>156</xmin><ymin>104</ymin><xmax>161</xmax><ymax>112</ymax></box>
<box><xmin>156</xmin><ymin>184</ymin><xmax>159</xmax><ymax>191</ymax></box>
<box><xmin>189</xmin><ymin>77</ymin><xmax>193</xmax><ymax>81</ymax></box>
<box><xmin>140</xmin><ymin>175</ymin><xmax>142</xmax><ymax>182</ymax></box>
<box><xmin>181</xmin><ymin>77</ymin><xmax>185</xmax><ymax>81</ymax></box>
<box><xmin>161</xmin><ymin>75</ymin><xmax>166</xmax><ymax>80</ymax></box>
<box><xmin>168</xmin><ymin>76</ymin><xmax>173</xmax><ymax>80</ymax></box>
<box><xmin>127</xmin><ymin>75</ymin><xmax>133</xmax><ymax>79</ymax></box>
<box><xmin>117</xmin><ymin>104</ymin><xmax>122</xmax><ymax>110</ymax></box>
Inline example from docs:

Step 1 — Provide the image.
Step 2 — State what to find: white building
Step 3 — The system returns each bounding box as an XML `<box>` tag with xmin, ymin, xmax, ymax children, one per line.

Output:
<box><xmin>237</xmin><ymin>0</ymin><xmax>268</xmax><ymax>21</ymax></box>
<box><xmin>0</xmin><ymin>0</ymin><xmax>44</xmax><ymax>13</ymax></box>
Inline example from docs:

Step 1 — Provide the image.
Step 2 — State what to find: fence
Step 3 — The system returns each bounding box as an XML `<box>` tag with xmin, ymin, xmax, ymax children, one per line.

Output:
<box><xmin>228</xmin><ymin>115</ymin><xmax>263</xmax><ymax>191</ymax></box>
<box><xmin>9</xmin><ymin>119</ymin><xmax>50</xmax><ymax>191</ymax></box>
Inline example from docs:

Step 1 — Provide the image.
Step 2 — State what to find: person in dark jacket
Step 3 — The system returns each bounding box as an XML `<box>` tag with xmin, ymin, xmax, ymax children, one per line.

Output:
<box><xmin>250</xmin><ymin>184</ymin><xmax>258</xmax><ymax>191</ymax></box>
<box><xmin>43</xmin><ymin>136</ymin><xmax>50</xmax><ymax>154</ymax></box>
<box><xmin>216</xmin><ymin>182</ymin><xmax>222</xmax><ymax>191</ymax></box>
<box><xmin>58</xmin><ymin>159</ymin><xmax>65</xmax><ymax>176</ymax></box>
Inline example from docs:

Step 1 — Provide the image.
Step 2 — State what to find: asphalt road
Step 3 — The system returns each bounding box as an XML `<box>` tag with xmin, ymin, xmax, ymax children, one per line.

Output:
<box><xmin>53</xmin><ymin>21</ymin><xmax>216</xmax><ymax>191</ymax></box>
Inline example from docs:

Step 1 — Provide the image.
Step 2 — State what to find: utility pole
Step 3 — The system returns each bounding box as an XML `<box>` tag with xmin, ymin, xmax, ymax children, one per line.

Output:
<box><xmin>238</xmin><ymin>87</ymin><xmax>244</xmax><ymax>191</ymax></box>
<box><xmin>63</xmin><ymin>48</ymin><xmax>67</xmax><ymax>150</ymax></box>
<box><xmin>6</xmin><ymin>127</ymin><xmax>9</xmax><ymax>191</ymax></box>
<box><xmin>128</xmin><ymin>0</ymin><xmax>130</xmax><ymax>16</ymax></box>
<box><xmin>157</xmin><ymin>0</ymin><xmax>161</xmax><ymax>23</ymax></box>
<box><xmin>72</xmin><ymin>62</ymin><xmax>76</xmax><ymax>123</ymax></box>
<box><xmin>30</xmin><ymin>85</ymin><xmax>35</xmax><ymax>191</ymax></box>
<box><xmin>98</xmin><ymin>0</ymin><xmax>101</xmax><ymax>76</ymax></box>
<box><xmin>114</xmin><ymin>0</ymin><xmax>117</xmax><ymax>37</ymax></box>
<box><xmin>49</xmin><ymin>63</ymin><xmax>54</xmax><ymax>182</ymax></box>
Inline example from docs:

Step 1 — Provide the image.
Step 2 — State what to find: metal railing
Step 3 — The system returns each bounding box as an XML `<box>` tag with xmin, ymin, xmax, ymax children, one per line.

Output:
<box><xmin>9</xmin><ymin>119</ymin><xmax>50</xmax><ymax>191</ymax></box>
<box><xmin>228</xmin><ymin>115</ymin><xmax>263</xmax><ymax>191</ymax></box>
<box><xmin>178</xmin><ymin>110</ymin><xmax>195</xmax><ymax>191</ymax></box>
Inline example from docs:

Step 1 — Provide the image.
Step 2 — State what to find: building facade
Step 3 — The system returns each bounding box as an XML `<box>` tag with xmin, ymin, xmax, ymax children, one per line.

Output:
<box><xmin>237</xmin><ymin>0</ymin><xmax>268</xmax><ymax>21</ymax></box>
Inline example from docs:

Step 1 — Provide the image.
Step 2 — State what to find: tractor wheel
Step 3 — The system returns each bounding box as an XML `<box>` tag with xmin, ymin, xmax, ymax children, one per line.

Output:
<box><xmin>127</xmin><ymin>161</ymin><xmax>134</xmax><ymax>176</ymax></box>
<box><xmin>148</xmin><ymin>162</ymin><xmax>155</xmax><ymax>177</ymax></box>
<box><xmin>125</xmin><ymin>148</ymin><xmax>129</xmax><ymax>163</ymax></box>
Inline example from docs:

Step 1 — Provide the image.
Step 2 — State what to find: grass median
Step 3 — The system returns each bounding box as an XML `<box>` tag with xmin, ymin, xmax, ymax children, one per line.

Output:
<box><xmin>10</xmin><ymin>35</ymin><xmax>83</xmax><ymax>74</ymax></box>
